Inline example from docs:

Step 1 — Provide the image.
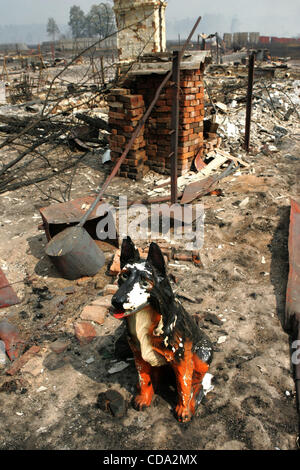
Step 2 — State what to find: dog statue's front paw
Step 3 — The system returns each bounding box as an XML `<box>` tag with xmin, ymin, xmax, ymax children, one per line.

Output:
<box><xmin>175</xmin><ymin>403</ymin><xmax>193</xmax><ymax>423</ymax></box>
<box><xmin>133</xmin><ymin>392</ymin><xmax>153</xmax><ymax>411</ymax></box>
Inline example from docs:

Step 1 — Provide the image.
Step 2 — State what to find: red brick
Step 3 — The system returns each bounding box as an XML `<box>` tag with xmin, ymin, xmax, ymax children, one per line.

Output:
<box><xmin>6</xmin><ymin>346</ymin><xmax>40</xmax><ymax>376</ymax></box>
<box><xmin>189</xmin><ymin>111</ymin><xmax>201</xmax><ymax>118</ymax></box>
<box><xmin>184</xmin><ymin>94</ymin><xmax>196</xmax><ymax>101</ymax></box>
<box><xmin>184</xmin><ymin>106</ymin><xmax>195</xmax><ymax>112</ymax></box>
<box><xmin>0</xmin><ymin>320</ymin><xmax>25</xmax><ymax>361</ymax></box>
<box><xmin>156</xmin><ymin>105</ymin><xmax>172</xmax><ymax>112</ymax></box>
<box><xmin>110</xmin><ymin>111</ymin><xmax>126</xmax><ymax>120</ymax></box>
<box><xmin>179</xmin><ymin>129</ymin><xmax>193</xmax><ymax>137</ymax></box>
<box><xmin>156</xmin><ymin>117</ymin><xmax>171</xmax><ymax>124</ymax></box>
<box><xmin>156</xmin><ymin>129</ymin><xmax>172</xmax><ymax>135</ymax></box>
<box><xmin>123</xmin><ymin>125</ymin><xmax>134</xmax><ymax>132</ymax></box>
<box><xmin>131</xmin><ymin>143</ymin><xmax>145</xmax><ymax>151</ymax></box>
<box><xmin>109</xmin><ymin>135</ymin><xmax>126</xmax><ymax>145</ymax></box>
<box><xmin>91</xmin><ymin>297</ymin><xmax>112</xmax><ymax>310</ymax></box>
<box><xmin>80</xmin><ymin>305</ymin><xmax>108</xmax><ymax>325</ymax></box>
<box><xmin>179</xmin><ymin>135</ymin><xmax>192</xmax><ymax>142</ymax></box>
<box><xmin>147</xmin><ymin>144</ymin><xmax>157</xmax><ymax>152</ymax></box>
<box><xmin>108</xmin><ymin>118</ymin><xmax>123</xmax><ymax>126</ymax></box>
<box><xmin>110</xmin><ymin>143</ymin><xmax>123</xmax><ymax>153</ymax></box>
<box><xmin>125</xmin><ymin>108</ymin><xmax>144</xmax><ymax>118</ymax></box>
<box><xmin>109</xmin><ymin>251</ymin><xmax>121</xmax><ymax>275</ymax></box>
<box><xmin>110</xmin><ymin>88</ymin><xmax>130</xmax><ymax>96</ymax></box>
<box><xmin>119</xmin><ymin>94</ymin><xmax>144</xmax><ymax>108</ymax></box>
<box><xmin>181</xmin><ymin>117</ymin><xmax>194</xmax><ymax>124</ymax></box>
<box><xmin>147</xmin><ymin>149</ymin><xmax>157</xmax><ymax>157</ymax></box>
<box><xmin>107</xmin><ymin>94</ymin><xmax>116</xmax><ymax>102</ymax></box>
<box><xmin>180</xmin><ymin>81</ymin><xmax>194</xmax><ymax>87</ymax></box>
<box><xmin>108</xmin><ymin>102</ymin><xmax>124</xmax><ymax>110</ymax></box>
<box><xmin>74</xmin><ymin>322</ymin><xmax>97</xmax><ymax>344</ymax></box>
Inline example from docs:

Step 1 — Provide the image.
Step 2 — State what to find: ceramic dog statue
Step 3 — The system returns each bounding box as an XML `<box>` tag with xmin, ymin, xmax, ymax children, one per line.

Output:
<box><xmin>110</xmin><ymin>236</ymin><xmax>213</xmax><ymax>422</ymax></box>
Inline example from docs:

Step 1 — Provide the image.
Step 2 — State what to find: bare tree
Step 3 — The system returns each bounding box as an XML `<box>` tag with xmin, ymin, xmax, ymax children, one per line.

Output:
<box><xmin>86</xmin><ymin>3</ymin><xmax>116</xmax><ymax>39</ymax></box>
<box><xmin>69</xmin><ymin>5</ymin><xmax>87</xmax><ymax>39</ymax></box>
<box><xmin>47</xmin><ymin>17</ymin><xmax>60</xmax><ymax>42</ymax></box>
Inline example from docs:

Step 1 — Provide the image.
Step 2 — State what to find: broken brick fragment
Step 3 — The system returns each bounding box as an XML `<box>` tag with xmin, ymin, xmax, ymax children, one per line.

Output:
<box><xmin>92</xmin><ymin>295</ymin><xmax>112</xmax><ymax>307</ymax></box>
<box><xmin>74</xmin><ymin>321</ymin><xmax>97</xmax><ymax>344</ymax></box>
<box><xmin>102</xmin><ymin>284</ymin><xmax>118</xmax><ymax>296</ymax></box>
<box><xmin>0</xmin><ymin>320</ymin><xmax>26</xmax><ymax>361</ymax></box>
<box><xmin>80</xmin><ymin>305</ymin><xmax>108</xmax><ymax>325</ymax></box>
<box><xmin>6</xmin><ymin>345</ymin><xmax>40</xmax><ymax>376</ymax></box>
<box><xmin>109</xmin><ymin>251</ymin><xmax>121</xmax><ymax>275</ymax></box>
<box><xmin>76</xmin><ymin>276</ymin><xmax>91</xmax><ymax>286</ymax></box>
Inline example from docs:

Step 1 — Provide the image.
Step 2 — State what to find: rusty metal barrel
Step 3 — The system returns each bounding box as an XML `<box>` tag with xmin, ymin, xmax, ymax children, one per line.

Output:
<box><xmin>45</xmin><ymin>225</ymin><xmax>105</xmax><ymax>280</ymax></box>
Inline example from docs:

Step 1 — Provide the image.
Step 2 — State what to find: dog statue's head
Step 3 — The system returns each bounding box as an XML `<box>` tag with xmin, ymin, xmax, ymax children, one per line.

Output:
<box><xmin>111</xmin><ymin>237</ymin><xmax>168</xmax><ymax>319</ymax></box>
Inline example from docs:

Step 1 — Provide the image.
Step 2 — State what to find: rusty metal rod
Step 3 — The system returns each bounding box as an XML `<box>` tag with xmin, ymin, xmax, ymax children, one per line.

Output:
<box><xmin>244</xmin><ymin>52</ymin><xmax>255</xmax><ymax>152</ymax></box>
<box><xmin>177</xmin><ymin>16</ymin><xmax>202</xmax><ymax>62</ymax></box>
<box><xmin>171</xmin><ymin>50</ymin><xmax>180</xmax><ymax>204</ymax></box>
<box><xmin>100</xmin><ymin>56</ymin><xmax>105</xmax><ymax>84</ymax></box>
<box><xmin>78</xmin><ymin>16</ymin><xmax>202</xmax><ymax>228</ymax></box>
<box><xmin>294</xmin><ymin>324</ymin><xmax>300</xmax><ymax>445</ymax></box>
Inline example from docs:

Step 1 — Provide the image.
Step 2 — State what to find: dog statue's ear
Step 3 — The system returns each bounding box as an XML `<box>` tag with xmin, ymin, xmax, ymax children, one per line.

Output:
<box><xmin>147</xmin><ymin>242</ymin><xmax>166</xmax><ymax>276</ymax></box>
<box><xmin>120</xmin><ymin>236</ymin><xmax>140</xmax><ymax>269</ymax></box>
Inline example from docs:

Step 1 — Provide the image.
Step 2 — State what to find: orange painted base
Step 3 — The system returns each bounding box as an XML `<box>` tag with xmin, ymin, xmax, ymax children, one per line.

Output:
<box><xmin>129</xmin><ymin>335</ymin><xmax>209</xmax><ymax>422</ymax></box>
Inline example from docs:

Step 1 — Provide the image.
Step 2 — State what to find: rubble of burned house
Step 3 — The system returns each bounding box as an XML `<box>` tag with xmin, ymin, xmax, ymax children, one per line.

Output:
<box><xmin>0</xmin><ymin>0</ymin><xmax>300</xmax><ymax>451</ymax></box>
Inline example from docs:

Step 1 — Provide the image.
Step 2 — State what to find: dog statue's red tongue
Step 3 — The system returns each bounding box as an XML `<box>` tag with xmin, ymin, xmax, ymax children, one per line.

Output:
<box><xmin>113</xmin><ymin>312</ymin><xmax>125</xmax><ymax>319</ymax></box>
<box><xmin>110</xmin><ymin>308</ymin><xmax>125</xmax><ymax>319</ymax></box>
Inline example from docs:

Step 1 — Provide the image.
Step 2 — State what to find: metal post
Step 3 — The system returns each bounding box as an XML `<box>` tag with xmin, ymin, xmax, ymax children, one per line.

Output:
<box><xmin>244</xmin><ymin>52</ymin><xmax>255</xmax><ymax>152</ymax></box>
<box><xmin>216</xmin><ymin>32</ymin><xmax>219</xmax><ymax>64</ymax></box>
<box><xmin>100</xmin><ymin>56</ymin><xmax>105</xmax><ymax>85</ymax></box>
<box><xmin>170</xmin><ymin>50</ymin><xmax>180</xmax><ymax>204</ymax></box>
<box><xmin>51</xmin><ymin>43</ymin><xmax>55</xmax><ymax>61</ymax></box>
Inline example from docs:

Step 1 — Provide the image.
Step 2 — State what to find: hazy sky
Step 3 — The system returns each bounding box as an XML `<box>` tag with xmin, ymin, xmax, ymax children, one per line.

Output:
<box><xmin>0</xmin><ymin>0</ymin><xmax>299</xmax><ymax>37</ymax></box>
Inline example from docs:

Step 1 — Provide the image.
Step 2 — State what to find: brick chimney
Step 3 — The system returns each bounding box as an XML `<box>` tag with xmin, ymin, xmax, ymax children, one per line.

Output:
<box><xmin>108</xmin><ymin>51</ymin><xmax>210</xmax><ymax>179</ymax></box>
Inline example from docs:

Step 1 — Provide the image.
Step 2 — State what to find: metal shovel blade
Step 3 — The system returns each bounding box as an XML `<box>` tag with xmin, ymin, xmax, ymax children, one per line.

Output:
<box><xmin>45</xmin><ymin>225</ymin><xmax>105</xmax><ymax>280</ymax></box>
<box><xmin>181</xmin><ymin>161</ymin><xmax>238</xmax><ymax>204</ymax></box>
<box><xmin>181</xmin><ymin>175</ymin><xmax>216</xmax><ymax>204</ymax></box>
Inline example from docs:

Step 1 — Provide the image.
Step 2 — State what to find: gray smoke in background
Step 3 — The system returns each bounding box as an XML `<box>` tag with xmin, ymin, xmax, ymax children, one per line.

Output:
<box><xmin>166</xmin><ymin>12</ymin><xmax>300</xmax><ymax>39</ymax></box>
<box><xmin>165</xmin><ymin>0</ymin><xmax>300</xmax><ymax>38</ymax></box>
<box><xmin>0</xmin><ymin>0</ymin><xmax>299</xmax><ymax>43</ymax></box>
